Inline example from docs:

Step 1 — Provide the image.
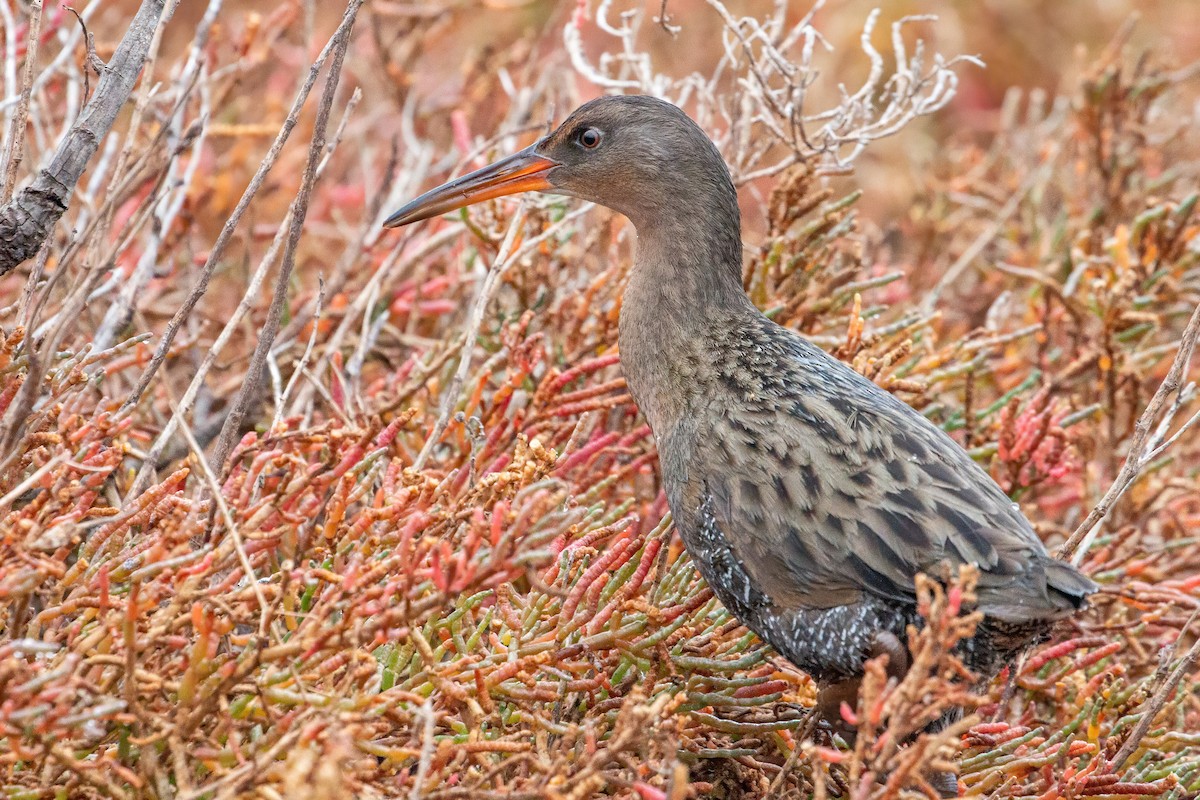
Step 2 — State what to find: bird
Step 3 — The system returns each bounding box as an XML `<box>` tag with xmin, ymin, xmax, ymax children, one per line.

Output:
<box><xmin>384</xmin><ymin>95</ymin><xmax>1097</xmax><ymax>795</ymax></box>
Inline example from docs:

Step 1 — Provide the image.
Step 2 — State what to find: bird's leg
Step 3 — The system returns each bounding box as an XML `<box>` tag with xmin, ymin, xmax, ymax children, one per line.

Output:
<box><xmin>927</xmin><ymin>769</ymin><xmax>961</xmax><ymax>798</ymax></box>
<box><xmin>814</xmin><ymin>631</ymin><xmax>911</xmax><ymax>740</ymax></box>
<box><xmin>875</xmin><ymin>633</ymin><xmax>960</xmax><ymax>796</ymax></box>
<box><xmin>809</xmin><ymin>633</ymin><xmax>959</xmax><ymax>796</ymax></box>
<box><xmin>923</xmin><ymin>707</ymin><xmax>964</xmax><ymax>798</ymax></box>
<box><xmin>814</xmin><ymin>676</ymin><xmax>861</xmax><ymax>740</ymax></box>
<box><xmin>869</xmin><ymin>631</ymin><xmax>910</xmax><ymax>677</ymax></box>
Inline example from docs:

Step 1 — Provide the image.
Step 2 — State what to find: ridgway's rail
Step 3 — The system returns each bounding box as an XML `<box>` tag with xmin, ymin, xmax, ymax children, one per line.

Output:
<box><xmin>384</xmin><ymin>95</ymin><xmax>1097</xmax><ymax>797</ymax></box>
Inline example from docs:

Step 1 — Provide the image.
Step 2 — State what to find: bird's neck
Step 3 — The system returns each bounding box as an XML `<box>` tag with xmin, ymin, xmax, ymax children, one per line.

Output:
<box><xmin>618</xmin><ymin>206</ymin><xmax>754</xmax><ymax>435</ymax></box>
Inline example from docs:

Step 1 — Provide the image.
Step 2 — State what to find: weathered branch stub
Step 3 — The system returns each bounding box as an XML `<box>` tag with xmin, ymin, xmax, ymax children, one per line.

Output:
<box><xmin>0</xmin><ymin>0</ymin><xmax>166</xmax><ymax>276</ymax></box>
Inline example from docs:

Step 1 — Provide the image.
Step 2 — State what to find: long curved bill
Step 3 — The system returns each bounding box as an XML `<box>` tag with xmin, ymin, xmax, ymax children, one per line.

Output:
<box><xmin>383</xmin><ymin>143</ymin><xmax>559</xmax><ymax>228</ymax></box>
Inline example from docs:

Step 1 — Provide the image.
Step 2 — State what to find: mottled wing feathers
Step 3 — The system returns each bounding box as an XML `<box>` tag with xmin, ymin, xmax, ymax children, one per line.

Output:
<box><xmin>690</xmin><ymin>315</ymin><xmax>1094</xmax><ymax>623</ymax></box>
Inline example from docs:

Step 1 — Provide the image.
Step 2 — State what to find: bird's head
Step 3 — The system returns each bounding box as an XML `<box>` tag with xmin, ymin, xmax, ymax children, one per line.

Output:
<box><xmin>383</xmin><ymin>95</ymin><xmax>733</xmax><ymax>230</ymax></box>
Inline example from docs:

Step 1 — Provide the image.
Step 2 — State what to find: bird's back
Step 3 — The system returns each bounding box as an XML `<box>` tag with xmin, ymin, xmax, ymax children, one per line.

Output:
<box><xmin>653</xmin><ymin>306</ymin><xmax>1094</xmax><ymax>676</ymax></box>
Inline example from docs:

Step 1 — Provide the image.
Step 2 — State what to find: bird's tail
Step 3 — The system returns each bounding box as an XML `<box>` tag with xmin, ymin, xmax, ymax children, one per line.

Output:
<box><xmin>1044</xmin><ymin>558</ymin><xmax>1098</xmax><ymax>613</ymax></box>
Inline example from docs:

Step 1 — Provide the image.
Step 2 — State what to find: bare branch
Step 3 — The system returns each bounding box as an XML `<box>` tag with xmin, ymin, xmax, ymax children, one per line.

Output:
<box><xmin>211</xmin><ymin>0</ymin><xmax>364</xmax><ymax>471</ymax></box>
<box><xmin>123</xmin><ymin>5</ymin><xmax>360</xmax><ymax>412</ymax></box>
<box><xmin>0</xmin><ymin>0</ymin><xmax>167</xmax><ymax>276</ymax></box>
<box><xmin>1109</xmin><ymin>609</ymin><xmax>1200</xmax><ymax>771</ymax></box>
<box><xmin>565</xmin><ymin>0</ymin><xmax>981</xmax><ymax>182</ymax></box>
<box><xmin>0</xmin><ymin>0</ymin><xmax>44</xmax><ymax>203</ymax></box>
<box><xmin>1059</xmin><ymin>299</ymin><xmax>1200</xmax><ymax>562</ymax></box>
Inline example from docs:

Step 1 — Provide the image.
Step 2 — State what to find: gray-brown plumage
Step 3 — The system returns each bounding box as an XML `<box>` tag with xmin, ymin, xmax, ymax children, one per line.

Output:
<box><xmin>385</xmin><ymin>95</ymin><xmax>1097</xmax><ymax>794</ymax></box>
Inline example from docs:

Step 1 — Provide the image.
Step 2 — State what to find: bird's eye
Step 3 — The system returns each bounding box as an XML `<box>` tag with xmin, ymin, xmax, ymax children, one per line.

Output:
<box><xmin>578</xmin><ymin>128</ymin><xmax>602</xmax><ymax>149</ymax></box>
